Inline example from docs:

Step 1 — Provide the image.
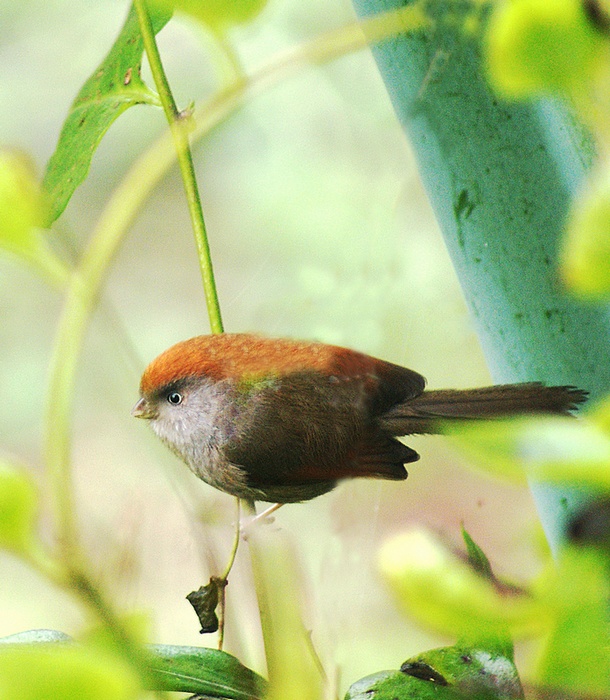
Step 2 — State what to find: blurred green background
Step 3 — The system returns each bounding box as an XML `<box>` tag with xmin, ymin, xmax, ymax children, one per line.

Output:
<box><xmin>0</xmin><ymin>0</ymin><xmax>542</xmax><ymax>691</ymax></box>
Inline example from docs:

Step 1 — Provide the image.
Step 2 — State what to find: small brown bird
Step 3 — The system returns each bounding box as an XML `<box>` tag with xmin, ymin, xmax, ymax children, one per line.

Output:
<box><xmin>132</xmin><ymin>333</ymin><xmax>586</xmax><ymax>503</ymax></box>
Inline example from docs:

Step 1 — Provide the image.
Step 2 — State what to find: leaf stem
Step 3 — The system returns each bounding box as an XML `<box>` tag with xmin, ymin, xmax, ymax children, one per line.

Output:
<box><xmin>215</xmin><ymin>498</ymin><xmax>242</xmax><ymax>650</ymax></box>
<box><xmin>134</xmin><ymin>0</ymin><xmax>224</xmax><ymax>334</ymax></box>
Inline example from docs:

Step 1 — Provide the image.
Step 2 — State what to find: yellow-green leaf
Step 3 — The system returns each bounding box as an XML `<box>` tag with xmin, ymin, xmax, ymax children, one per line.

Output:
<box><xmin>534</xmin><ymin>547</ymin><xmax>610</xmax><ymax>696</ymax></box>
<box><xmin>148</xmin><ymin>0</ymin><xmax>267</xmax><ymax>30</ymax></box>
<box><xmin>561</xmin><ymin>171</ymin><xmax>610</xmax><ymax>297</ymax></box>
<box><xmin>0</xmin><ymin>460</ymin><xmax>39</xmax><ymax>555</ymax></box>
<box><xmin>0</xmin><ymin>643</ymin><xmax>140</xmax><ymax>700</ymax></box>
<box><xmin>0</xmin><ymin>149</ymin><xmax>67</xmax><ymax>284</ymax></box>
<box><xmin>0</xmin><ymin>150</ymin><xmax>45</xmax><ymax>248</ymax></box>
<box><xmin>247</xmin><ymin>527</ymin><xmax>323</xmax><ymax>700</ymax></box>
<box><xmin>486</xmin><ymin>0</ymin><xmax>608</xmax><ymax>98</ymax></box>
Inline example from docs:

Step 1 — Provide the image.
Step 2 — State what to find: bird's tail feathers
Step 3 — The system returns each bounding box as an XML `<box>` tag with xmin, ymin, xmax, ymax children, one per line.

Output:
<box><xmin>378</xmin><ymin>382</ymin><xmax>587</xmax><ymax>435</ymax></box>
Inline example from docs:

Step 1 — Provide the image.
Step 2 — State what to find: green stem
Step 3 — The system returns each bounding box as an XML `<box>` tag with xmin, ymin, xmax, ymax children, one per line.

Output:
<box><xmin>134</xmin><ymin>0</ymin><xmax>224</xmax><ymax>334</ymax></box>
<box><xmin>212</xmin><ymin>31</ymin><xmax>247</xmax><ymax>87</ymax></box>
<box><xmin>43</xmin><ymin>125</ymin><xmax>178</xmax><ymax>637</ymax></box>
<box><xmin>352</xmin><ymin>0</ymin><xmax>610</xmax><ymax>551</ymax></box>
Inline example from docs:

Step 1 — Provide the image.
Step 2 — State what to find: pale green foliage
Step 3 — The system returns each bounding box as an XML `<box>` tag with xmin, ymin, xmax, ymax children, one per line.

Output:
<box><xmin>378</xmin><ymin>530</ymin><xmax>540</xmax><ymax>638</ymax></box>
<box><xmin>448</xmin><ymin>413</ymin><xmax>610</xmax><ymax>492</ymax></box>
<box><xmin>0</xmin><ymin>460</ymin><xmax>38</xmax><ymax>556</ymax></box>
<box><xmin>562</xmin><ymin>169</ymin><xmax>610</xmax><ymax>296</ymax></box>
<box><xmin>147</xmin><ymin>0</ymin><xmax>268</xmax><ymax>30</ymax></box>
<box><xmin>0</xmin><ymin>644</ymin><xmax>141</xmax><ymax>700</ymax></box>
<box><xmin>248</xmin><ymin>527</ymin><xmax>323</xmax><ymax>700</ymax></box>
<box><xmin>0</xmin><ymin>150</ymin><xmax>44</xmax><ymax>245</ymax></box>
<box><xmin>0</xmin><ymin>149</ymin><xmax>66</xmax><ymax>285</ymax></box>
<box><xmin>534</xmin><ymin>547</ymin><xmax>610</xmax><ymax>696</ymax></box>
<box><xmin>486</xmin><ymin>0</ymin><xmax>608</xmax><ymax>98</ymax></box>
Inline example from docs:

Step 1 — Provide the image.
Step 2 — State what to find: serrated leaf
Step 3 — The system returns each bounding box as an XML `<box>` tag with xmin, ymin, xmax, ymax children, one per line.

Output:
<box><xmin>148</xmin><ymin>644</ymin><xmax>267</xmax><ymax>699</ymax></box>
<box><xmin>42</xmin><ymin>3</ymin><xmax>172</xmax><ymax>225</ymax></box>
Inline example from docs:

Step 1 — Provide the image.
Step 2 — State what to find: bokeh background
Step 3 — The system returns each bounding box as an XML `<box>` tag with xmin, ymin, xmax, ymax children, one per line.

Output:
<box><xmin>1</xmin><ymin>0</ymin><xmax>543</xmax><ymax>692</ymax></box>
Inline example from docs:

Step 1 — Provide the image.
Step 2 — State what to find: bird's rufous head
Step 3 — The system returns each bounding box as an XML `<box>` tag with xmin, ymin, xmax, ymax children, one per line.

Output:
<box><xmin>137</xmin><ymin>333</ymin><xmax>379</xmax><ymax>396</ymax></box>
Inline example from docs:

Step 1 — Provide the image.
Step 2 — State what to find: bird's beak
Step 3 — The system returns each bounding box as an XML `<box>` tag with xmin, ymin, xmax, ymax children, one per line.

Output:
<box><xmin>131</xmin><ymin>397</ymin><xmax>156</xmax><ymax>419</ymax></box>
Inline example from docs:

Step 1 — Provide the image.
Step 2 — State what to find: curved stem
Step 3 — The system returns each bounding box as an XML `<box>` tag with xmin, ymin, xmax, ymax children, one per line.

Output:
<box><xmin>43</xmin><ymin>126</ymin><xmax>178</xmax><ymax>623</ymax></box>
<box><xmin>41</xmin><ymin>0</ymin><xmax>425</xmax><ymax>647</ymax></box>
<box><xmin>134</xmin><ymin>0</ymin><xmax>224</xmax><ymax>334</ymax></box>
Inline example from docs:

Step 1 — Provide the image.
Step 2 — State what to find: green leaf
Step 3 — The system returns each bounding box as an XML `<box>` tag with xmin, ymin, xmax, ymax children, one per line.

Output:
<box><xmin>148</xmin><ymin>0</ymin><xmax>267</xmax><ymax>30</ymax></box>
<box><xmin>0</xmin><ymin>460</ymin><xmax>39</xmax><ymax>555</ymax></box>
<box><xmin>402</xmin><ymin>643</ymin><xmax>524</xmax><ymax>700</ymax></box>
<box><xmin>562</xmin><ymin>169</ymin><xmax>610</xmax><ymax>298</ymax></box>
<box><xmin>345</xmin><ymin>669</ymin><xmax>463</xmax><ymax>700</ymax></box>
<box><xmin>485</xmin><ymin>0</ymin><xmax>607</xmax><ymax>99</ymax></box>
<box><xmin>42</xmin><ymin>3</ymin><xmax>172</xmax><ymax>224</ymax></box>
<box><xmin>148</xmin><ymin>644</ymin><xmax>268</xmax><ymax>699</ymax></box>
<box><xmin>0</xmin><ymin>635</ymin><xmax>267</xmax><ymax>699</ymax></box>
<box><xmin>346</xmin><ymin>642</ymin><xmax>524</xmax><ymax>700</ymax></box>
<box><xmin>462</xmin><ymin>527</ymin><xmax>494</xmax><ymax>581</ymax></box>
<box><xmin>535</xmin><ymin>547</ymin><xmax>610</xmax><ymax>696</ymax></box>
<box><xmin>0</xmin><ymin>643</ymin><xmax>140</xmax><ymax>700</ymax></box>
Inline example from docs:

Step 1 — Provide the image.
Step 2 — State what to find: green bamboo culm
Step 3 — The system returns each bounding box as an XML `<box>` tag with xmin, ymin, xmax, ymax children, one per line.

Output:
<box><xmin>352</xmin><ymin>0</ymin><xmax>610</xmax><ymax>552</ymax></box>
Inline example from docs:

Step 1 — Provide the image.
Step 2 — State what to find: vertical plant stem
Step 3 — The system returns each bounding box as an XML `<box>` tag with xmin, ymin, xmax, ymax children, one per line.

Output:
<box><xmin>352</xmin><ymin>0</ymin><xmax>610</xmax><ymax>551</ymax></box>
<box><xmin>134</xmin><ymin>0</ymin><xmax>224</xmax><ymax>334</ymax></box>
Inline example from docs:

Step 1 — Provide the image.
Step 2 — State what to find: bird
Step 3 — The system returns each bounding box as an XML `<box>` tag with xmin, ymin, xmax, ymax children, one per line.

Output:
<box><xmin>132</xmin><ymin>333</ymin><xmax>586</xmax><ymax>503</ymax></box>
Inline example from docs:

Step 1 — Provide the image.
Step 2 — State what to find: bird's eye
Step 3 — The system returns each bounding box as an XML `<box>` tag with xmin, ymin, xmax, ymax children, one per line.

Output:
<box><xmin>167</xmin><ymin>391</ymin><xmax>183</xmax><ymax>405</ymax></box>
